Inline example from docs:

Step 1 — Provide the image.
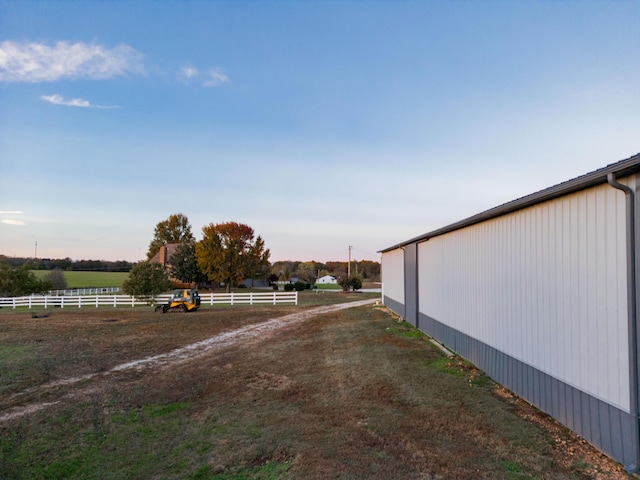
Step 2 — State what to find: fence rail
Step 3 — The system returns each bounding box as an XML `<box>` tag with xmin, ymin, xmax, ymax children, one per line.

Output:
<box><xmin>48</xmin><ymin>287</ymin><xmax>122</xmax><ymax>296</ymax></box>
<box><xmin>0</xmin><ymin>291</ymin><xmax>298</xmax><ymax>309</ymax></box>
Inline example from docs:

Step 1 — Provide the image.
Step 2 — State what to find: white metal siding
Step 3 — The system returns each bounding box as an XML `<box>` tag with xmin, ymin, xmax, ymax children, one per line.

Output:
<box><xmin>418</xmin><ymin>182</ymin><xmax>631</xmax><ymax>412</ymax></box>
<box><xmin>382</xmin><ymin>248</ymin><xmax>405</xmax><ymax>306</ymax></box>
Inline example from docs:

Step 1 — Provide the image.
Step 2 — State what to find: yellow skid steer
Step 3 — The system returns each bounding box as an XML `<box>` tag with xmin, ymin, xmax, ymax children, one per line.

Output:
<box><xmin>155</xmin><ymin>289</ymin><xmax>201</xmax><ymax>313</ymax></box>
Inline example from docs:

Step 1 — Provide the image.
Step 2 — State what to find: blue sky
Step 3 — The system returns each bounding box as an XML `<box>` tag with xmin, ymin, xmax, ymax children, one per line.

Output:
<box><xmin>1</xmin><ymin>1</ymin><xmax>639</xmax><ymax>263</ymax></box>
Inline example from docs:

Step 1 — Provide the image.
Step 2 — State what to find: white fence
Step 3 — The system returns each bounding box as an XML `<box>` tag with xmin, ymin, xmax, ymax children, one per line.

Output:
<box><xmin>0</xmin><ymin>291</ymin><xmax>298</xmax><ymax>309</ymax></box>
<box><xmin>48</xmin><ymin>287</ymin><xmax>122</xmax><ymax>296</ymax></box>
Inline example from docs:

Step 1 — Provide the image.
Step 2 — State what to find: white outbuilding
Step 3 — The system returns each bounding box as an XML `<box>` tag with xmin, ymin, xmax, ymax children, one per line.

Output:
<box><xmin>381</xmin><ymin>153</ymin><xmax>640</xmax><ymax>472</ymax></box>
<box><xmin>316</xmin><ymin>275</ymin><xmax>337</xmax><ymax>285</ymax></box>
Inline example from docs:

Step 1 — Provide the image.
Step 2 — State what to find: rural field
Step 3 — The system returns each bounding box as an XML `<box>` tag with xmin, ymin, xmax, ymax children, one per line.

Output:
<box><xmin>31</xmin><ymin>270</ymin><xmax>129</xmax><ymax>289</ymax></box>
<box><xmin>0</xmin><ymin>292</ymin><xmax>631</xmax><ymax>479</ymax></box>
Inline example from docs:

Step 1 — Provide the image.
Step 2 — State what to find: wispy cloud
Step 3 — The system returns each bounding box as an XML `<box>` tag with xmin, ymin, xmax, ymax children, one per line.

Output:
<box><xmin>202</xmin><ymin>67</ymin><xmax>229</xmax><ymax>87</ymax></box>
<box><xmin>41</xmin><ymin>94</ymin><xmax>119</xmax><ymax>109</ymax></box>
<box><xmin>180</xmin><ymin>65</ymin><xmax>229</xmax><ymax>87</ymax></box>
<box><xmin>2</xmin><ymin>219</ymin><xmax>26</xmax><ymax>226</ymax></box>
<box><xmin>181</xmin><ymin>66</ymin><xmax>199</xmax><ymax>79</ymax></box>
<box><xmin>0</xmin><ymin>41</ymin><xmax>145</xmax><ymax>83</ymax></box>
<box><xmin>0</xmin><ymin>211</ymin><xmax>26</xmax><ymax>226</ymax></box>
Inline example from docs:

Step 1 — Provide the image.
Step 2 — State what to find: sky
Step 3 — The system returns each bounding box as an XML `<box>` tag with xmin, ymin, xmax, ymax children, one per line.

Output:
<box><xmin>1</xmin><ymin>1</ymin><xmax>639</xmax><ymax>264</ymax></box>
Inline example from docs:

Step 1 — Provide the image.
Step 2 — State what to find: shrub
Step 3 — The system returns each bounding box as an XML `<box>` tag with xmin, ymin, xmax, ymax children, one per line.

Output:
<box><xmin>44</xmin><ymin>268</ymin><xmax>67</xmax><ymax>290</ymax></box>
<box><xmin>122</xmin><ymin>262</ymin><xmax>172</xmax><ymax>304</ymax></box>
<box><xmin>350</xmin><ymin>275</ymin><xmax>363</xmax><ymax>291</ymax></box>
<box><xmin>272</xmin><ymin>284</ymin><xmax>279</xmax><ymax>291</ymax></box>
<box><xmin>0</xmin><ymin>263</ymin><xmax>52</xmax><ymax>296</ymax></box>
<box><xmin>284</xmin><ymin>283</ymin><xmax>294</xmax><ymax>291</ymax></box>
<box><xmin>294</xmin><ymin>281</ymin><xmax>306</xmax><ymax>292</ymax></box>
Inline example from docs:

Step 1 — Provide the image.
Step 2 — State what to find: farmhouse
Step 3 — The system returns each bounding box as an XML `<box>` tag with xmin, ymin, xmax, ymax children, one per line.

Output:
<box><xmin>316</xmin><ymin>275</ymin><xmax>337</xmax><ymax>285</ymax></box>
<box><xmin>381</xmin><ymin>153</ymin><xmax>640</xmax><ymax>472</ymax></box>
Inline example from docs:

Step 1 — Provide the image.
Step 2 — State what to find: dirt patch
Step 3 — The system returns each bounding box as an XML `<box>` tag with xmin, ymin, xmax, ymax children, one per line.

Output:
<box><xmin>246</xmin><ymin>372</ymin><xmax>293</xmax><ymax>391</ymax></box>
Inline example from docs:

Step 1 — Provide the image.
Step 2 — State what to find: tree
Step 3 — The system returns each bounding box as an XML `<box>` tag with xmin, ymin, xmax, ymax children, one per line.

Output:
<box><xmin>0</xmin><ymin>263</ymin><xmax>53</xmax><ymax>297</ymax></box>
<box><xmin>297</xmin><ymin>261</ymin><xmax>321</xmax><ymax>283</ymax></box>
<box><xmin>44</xmin><ymin>268</ymin><xmax>67</xmax><ymax>291</ymax></box>
<box><xmin>350</xmin><ymin>275</ymin><xmax>363</xmax><ymax>291</ymax></box>
<box><xmin>196</xmin><ymin>222</ymin><xmax>270</xmax><ymax>293</ymax></box>
<box><xmin>338</xmin><ymin>275</ymin><xmax>351</xmax><ymax>292</ymax></box>
<box><xmin>337</xmin><ymin>274</ymin><xmax>363</xmax><ymax>292</ymax></box>
<box><xmin>122</xmin><ymin>262</ymin><xmax>172</xmax><ymax>303</ymax></box>
<box><xmin>147</xmin><ymin>213</ymin><xmax>195</xmax><ymax>260</ymax></box>
<box><xmin>326</xmin><ymin>261</ymin><xmax>348</xmax><ymax>280</ymax></box>
<box><xmin>169</xmin><ymin>243</ymin><xmax>206</xmax><ymax>285</ymax></box>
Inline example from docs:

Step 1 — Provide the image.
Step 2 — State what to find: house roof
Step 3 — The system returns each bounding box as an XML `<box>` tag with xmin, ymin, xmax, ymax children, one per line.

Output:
<box><xmin>380</xmin><ymin>152</ymin><xmax>640</xmax><ymax>253</ymax></box>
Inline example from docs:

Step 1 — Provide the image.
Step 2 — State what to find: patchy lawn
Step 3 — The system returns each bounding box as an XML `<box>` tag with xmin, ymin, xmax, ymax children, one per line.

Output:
<box><xmin>0</xmin><ymin>296</ymin><xmax>630</xmax><ymax>479</ymax></box>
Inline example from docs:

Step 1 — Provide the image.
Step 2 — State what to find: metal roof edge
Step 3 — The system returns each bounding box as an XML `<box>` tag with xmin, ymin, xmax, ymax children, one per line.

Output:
<box><xmin>380</xmin><ymin>152</ymin><xmax>640</xmax><ymax>253</ymax></box>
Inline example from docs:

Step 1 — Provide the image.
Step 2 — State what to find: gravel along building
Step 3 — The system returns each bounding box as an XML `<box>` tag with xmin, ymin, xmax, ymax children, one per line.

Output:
<box><xmin>380</xmin><ymin>153</ymin><xmax>640</xmax><ymax>472</ymax></box>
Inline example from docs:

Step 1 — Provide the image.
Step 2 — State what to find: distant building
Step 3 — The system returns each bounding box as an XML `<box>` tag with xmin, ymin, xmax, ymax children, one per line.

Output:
<box><xmin>316</xmin><ymin>275</ymin><xmax>337</xmax><ymax>285</ymax></box>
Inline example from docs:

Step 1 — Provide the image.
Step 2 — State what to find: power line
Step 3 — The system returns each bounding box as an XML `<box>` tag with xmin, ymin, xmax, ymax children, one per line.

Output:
<box><xmin>350</xmin><ymin>246</ymin><xmax>381</xmax><ymax>261</ymax></box>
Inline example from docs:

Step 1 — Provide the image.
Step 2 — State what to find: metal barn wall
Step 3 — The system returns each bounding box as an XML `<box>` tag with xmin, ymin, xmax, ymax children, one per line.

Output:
<box><xmin>404</xmin><ymin>243</ymin><xmax>419</xmax><ymax>327</ymax></box>
<box><xmin>416</xmin><ymin>179</ymin><xmax>638</xmax><ymax>468</ymax></box>
<box><xmin>381</xmin><ymin>248</ymin><xmax>405</xmax><ymax>318</ymax></box>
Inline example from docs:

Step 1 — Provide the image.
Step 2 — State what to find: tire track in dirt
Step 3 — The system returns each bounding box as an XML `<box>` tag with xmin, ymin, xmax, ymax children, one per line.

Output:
<box><xmin>0</xmin><ymin>299</ymin><xmax>376</xmax><ymax>422</ymax></box>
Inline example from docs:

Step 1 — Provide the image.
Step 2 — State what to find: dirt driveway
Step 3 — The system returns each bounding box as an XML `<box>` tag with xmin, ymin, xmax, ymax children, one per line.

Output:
<box><xmin>1</xmin><ymin>299</ymin><xmax>376</xmax><ymax>423</ymax></box>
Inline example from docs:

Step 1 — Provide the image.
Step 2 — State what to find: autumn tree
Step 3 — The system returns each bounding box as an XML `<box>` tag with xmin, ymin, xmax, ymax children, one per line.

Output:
<box><xmin>169</xmin><ymin>243</ymin><xmax>206</xmax><ymax>285</ymax></box>
<box><xmin>147</xmin><ymin>213</ymin><xmax>195</xmax><ymax>260</ymax></box>
<box><xmin>359</xmin><ymin>260</ymin><xmax>381</xmax><ymax>281</ymax></box>
<box><xmin>326</xmin><ymin>261</ymin><xmax>348</xmax><ymax>280</ymax></box>
<box><xmin>122</xmin><ymin>262</ymin><xmax>172</xmax><ymax>303</ymax></box>
<box><xmin>297</xmin><ymin>261</ymin><xmax>321</xmax><ymax>283</ymax></box>
<box><xmin>196</xmin><ymin>222</ymin><xmax>270</xmax><ymax>292</ymax></box>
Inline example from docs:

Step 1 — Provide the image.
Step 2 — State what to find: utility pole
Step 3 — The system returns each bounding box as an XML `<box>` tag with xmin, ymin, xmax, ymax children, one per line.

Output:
<box><xmin>34</xmin><ymin>241</ymin><xmax>38</xmax><ymax>259</ymax></box>
<box><xmin>348</xmin><ymin>245</ymin><xmax>352</xmax><ymax>278</ymax></box>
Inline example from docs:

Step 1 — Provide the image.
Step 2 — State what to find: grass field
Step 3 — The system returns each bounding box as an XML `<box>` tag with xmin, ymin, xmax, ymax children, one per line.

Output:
<box><xmin>311</xmin><ymin>283</ymin><xmax>341</xmax><ymax>290</ymax></box>
<box><xmin>0</xmin><ymin>292</ymin><xmax>629</xmax><ymax>479</ymax></box>
<box><xmin>31</xmin><ymin>271</ymin><xmax>129</xmax><ymax>289</ymax></box>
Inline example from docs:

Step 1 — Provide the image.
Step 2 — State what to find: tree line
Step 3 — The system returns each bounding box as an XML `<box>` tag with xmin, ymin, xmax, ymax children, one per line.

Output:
<box><xmin>0</xmin><ymin>255</ymin><xmax>134</xmax><ymax>272</ymax></box>
<box><xmin>270</xmin><ymin>260</ymin><xmax>380</xmax><ymax>283</ymax></box>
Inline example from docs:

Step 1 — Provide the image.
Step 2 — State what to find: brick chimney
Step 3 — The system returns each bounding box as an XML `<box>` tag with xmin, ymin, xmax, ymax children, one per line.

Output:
<box><xmin>159</xmin><ymin>245</ymin><xmax>167</xmax><ymax>267</ymax></box>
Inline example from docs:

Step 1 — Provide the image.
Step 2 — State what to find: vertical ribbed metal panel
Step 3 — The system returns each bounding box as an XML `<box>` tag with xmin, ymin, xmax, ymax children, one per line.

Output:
<box><xmin>382</xmin><ymin>248</ymin><xmax>405</xmax><ymax>315</ymax></box>
<box><xmin>404</xmin><ymin>243</ymin><xmax>419</xmax><ymax>327</ymax></box>
<box><xmin>417</xmin><ymin>182</ymin><xmax>631</xmax><ymax>413</ymax></box>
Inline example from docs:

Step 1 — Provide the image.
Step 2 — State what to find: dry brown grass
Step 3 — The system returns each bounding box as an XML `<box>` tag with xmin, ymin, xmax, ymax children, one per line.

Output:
<box><xmin>0</xmin><ymin>297</ymin><xmax>632</xmax><ymax>479</ymax></box>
